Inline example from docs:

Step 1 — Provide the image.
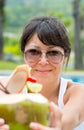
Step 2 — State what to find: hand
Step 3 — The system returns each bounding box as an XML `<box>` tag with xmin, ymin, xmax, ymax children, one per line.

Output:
<box><xmin>0</xmin><ymin>77</ymin><xmax>9</xmax><ymax>95</ymax></box>
<box><xmin>0</xmin><ymin>118</ymin><xmax>9</xmax><ymax>130</ymax></box>
<box><xmin>29</xmin><ymin>102</ymin><xmax>62</xmax><ymax>130</ymax></box>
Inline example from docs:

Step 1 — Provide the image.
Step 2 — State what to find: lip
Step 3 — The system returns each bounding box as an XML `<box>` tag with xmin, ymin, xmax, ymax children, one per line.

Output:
<box><xmin>35</xmin><ymin>69</ymin><xmax>52</xmax><ymax>74</ymax></box>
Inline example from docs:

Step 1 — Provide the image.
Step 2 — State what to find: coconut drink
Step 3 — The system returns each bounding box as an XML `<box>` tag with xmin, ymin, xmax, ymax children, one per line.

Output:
<box><xmin>0</xmin><ymin>94</ymin><xmax>50</xmax><ymax>130</ymax></box>
<box><xmin>0</xmin><ymin>65</ymin><xmax>50</xmax><ymax>130</ymax></box>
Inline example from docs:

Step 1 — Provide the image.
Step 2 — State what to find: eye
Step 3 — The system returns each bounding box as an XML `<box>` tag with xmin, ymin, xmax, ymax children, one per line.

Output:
<box><xmin>25</xmin><ymin>49</ymin><xmax>41</xmax><ymax>55</ymax></box>
<box><xmin>48</xmin><ymin>50</ymin><xmax>60</xmax><ymax>56</ymax></box>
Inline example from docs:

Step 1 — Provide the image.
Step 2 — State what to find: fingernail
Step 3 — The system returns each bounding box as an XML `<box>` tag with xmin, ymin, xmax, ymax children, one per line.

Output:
<box><xmin>29</xmin><ymin>122</ymin><xmax>38</xmax><ymax>129</ymax></box>
<box><xmin>4</xmin><ymin>125</ymin><xmax>10</xmax><ymax>130</ymax></box>
<box><xmin>50</xmin><ymin>102</ymin><xmax>56</xmax><ymax>107</ymax></box>
<box><xmin>30</xmin><ymin>122</ymin><xmax>35</xmax><ymax>128</ymax></box>
<box><xmin>0</xmin><ymin>118</ymin><xmax>5</xmax><ymax>124</ymax></box>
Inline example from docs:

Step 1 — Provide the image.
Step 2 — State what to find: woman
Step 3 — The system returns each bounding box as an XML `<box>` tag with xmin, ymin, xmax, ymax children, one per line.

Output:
<box><xmin>20</xmin><ymin>16</ymin><xmax>84</xmax><ymax>130</ymax></box>
<box><xmin>0</xmin><ymin>16</ymin><xmax>84</xmax><ymax>130</ymax></box>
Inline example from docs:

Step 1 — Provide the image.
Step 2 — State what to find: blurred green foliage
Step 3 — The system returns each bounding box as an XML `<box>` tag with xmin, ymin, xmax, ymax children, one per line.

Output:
<box><xmin>5</xmin><ymin>0</ymin><xmax>73</xmax><ymax>32</ymax></box>
<box><xmin>1</xmin><ymin>0</ymin><xmax>84</xmax><ymax>70</ymax></box>
<box><xmin>4</xmin><ymin>35</ymin><xmax>21</xmax><ymax>56</ymax></box>
<box><xmin>0</xmin><ymin>60</ymin><xmax>21</xmax><ymax>70</ymax></box>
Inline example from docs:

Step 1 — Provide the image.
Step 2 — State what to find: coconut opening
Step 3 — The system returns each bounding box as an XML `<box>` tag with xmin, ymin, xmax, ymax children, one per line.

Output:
<box><xmin>0</xmin><ymin>93</ymin><xmax>48</xmax><ymax>104</ymax></box>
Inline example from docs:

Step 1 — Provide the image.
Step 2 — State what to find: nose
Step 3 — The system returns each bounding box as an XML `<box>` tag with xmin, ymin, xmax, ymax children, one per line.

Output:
<box><xmin>38</xmin><ymin>53</ymin><xmax>48</xmax><ymax>65</ymax></box>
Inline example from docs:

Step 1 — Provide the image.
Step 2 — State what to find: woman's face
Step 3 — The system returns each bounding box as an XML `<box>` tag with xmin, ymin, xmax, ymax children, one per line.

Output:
<box><xmin>24</xmin><ymin>34</ymin><xmax>65</xmax><ymax>83</ymax></box>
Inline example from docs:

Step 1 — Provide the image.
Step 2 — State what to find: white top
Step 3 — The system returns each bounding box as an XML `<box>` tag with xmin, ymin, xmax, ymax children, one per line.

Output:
<box><xmin>58</xmin><ymin>77</ymin><xmax>84</xmax><ymax>130</ymax></box>
<box><xmin>23</xmin><ymin>78</ymin><xmax>84</xmax><ymax>130</ymax></box>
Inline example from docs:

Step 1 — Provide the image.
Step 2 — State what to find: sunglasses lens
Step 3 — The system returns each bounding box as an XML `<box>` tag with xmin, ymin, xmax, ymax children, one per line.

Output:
<box><xmin>47</xmin><ymin>50</ymin><xmax>64</xmax><ymax>64</ymax></box>
<box><xmin>24</xmin><ymin>49</ymin><xmax>41</xmax><ymax>63</ymax></box>
<box><xmin>24</xmin><ymin>49</ymin><xmax>64</xmax><ymax>64</ymax></box>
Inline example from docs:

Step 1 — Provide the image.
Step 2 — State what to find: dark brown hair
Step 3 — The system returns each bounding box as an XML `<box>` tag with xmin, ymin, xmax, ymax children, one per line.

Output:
<box><xmin>20</xmin><ymin>16</ymin><xmax>71</xmax><ymax>63</ymax></box>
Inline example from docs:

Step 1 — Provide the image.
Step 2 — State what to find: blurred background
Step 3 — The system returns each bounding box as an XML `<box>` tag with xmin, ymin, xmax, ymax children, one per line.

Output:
<box><xmin>0</xmin><ymin>0</ymin><xmax>84</xmax><ymax>82</ymax></box>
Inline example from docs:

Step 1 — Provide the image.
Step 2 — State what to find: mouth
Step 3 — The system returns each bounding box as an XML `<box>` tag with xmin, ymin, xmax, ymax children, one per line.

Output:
<box><xmin>35</xmin><ymin>69</ymin><xmax>52</xmax><ymax>74</ymax></box>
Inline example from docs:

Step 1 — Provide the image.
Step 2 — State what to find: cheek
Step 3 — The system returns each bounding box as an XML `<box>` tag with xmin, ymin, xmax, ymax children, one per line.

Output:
<box><xmin>54</xmin><ymin>63</ymin><xmax>63</xmax><ymax>74</ymax></box>
<box><xmin>24</xmin><ymin>60</ymin><xmax>35</xmax><ymax>69</ymax></box>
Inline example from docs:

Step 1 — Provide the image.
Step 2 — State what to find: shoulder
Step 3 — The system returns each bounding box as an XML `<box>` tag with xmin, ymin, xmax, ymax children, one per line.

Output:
<box><xmin>63</xmin><ymin>79</ymin><xmax>84</xmax><ymax>103</ymax></box>
<box><xmin>67</xmin><ymin>80</ymin><xmax>84</xmax><ymax>90</ymax></box>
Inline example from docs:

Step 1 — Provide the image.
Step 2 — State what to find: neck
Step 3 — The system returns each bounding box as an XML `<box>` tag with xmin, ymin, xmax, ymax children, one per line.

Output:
<box><xmin>40</xmin><ymin>78</ymin><xmax>60</xmax><ymax>102</ymax></box>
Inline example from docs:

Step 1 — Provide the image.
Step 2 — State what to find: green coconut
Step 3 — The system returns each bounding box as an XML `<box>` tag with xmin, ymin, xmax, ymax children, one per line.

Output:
<box><xmin>0</xmin><ymin>93</ymin><xmax>50</xmax><ymax>130</ymax></box>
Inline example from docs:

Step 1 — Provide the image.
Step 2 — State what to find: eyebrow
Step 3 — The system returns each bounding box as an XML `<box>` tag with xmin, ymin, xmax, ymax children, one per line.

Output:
<box><xmin>26</xmin><ymin>45</ymin><xmax>56</xmax><ymax>49</ymax></box>
<box><xmin>25</xmin><ymin>45</ymin><xmax>63</xmax><ymax>52</ymax></box>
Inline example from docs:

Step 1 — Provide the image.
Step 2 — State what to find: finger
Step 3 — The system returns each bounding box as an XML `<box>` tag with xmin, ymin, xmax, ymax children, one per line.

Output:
<box><xmin>30</xmin><ymin>122</ymin><xmax>61</xmax><ymax>130</ymax></box>
<box><xmin>0</xmin><ymin>118</ymin><xmax>5</xmax><ymax>125</ymax></box>
<box><xmin>30</xmin><ymin>122</ymin><xmax>53</xmax><ymax>130</ymax></box>
<box><xmin>0</xmin><ymin>124</ymin><xmax>9</xmax><ymax>130</ymax></box>
<box><xmin>0</xmin><ymin>118</ymin><xmax>9</xmax><ymax>130</ymax></box>
<box><xmin>49</xmin><ymin>102</ymin><xmax>62</xmax><ymax>128</ymax></box>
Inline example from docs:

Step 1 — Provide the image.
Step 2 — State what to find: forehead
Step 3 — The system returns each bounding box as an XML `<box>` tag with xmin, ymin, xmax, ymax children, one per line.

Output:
<box><xmin>25</xmin><ymin>33</ymin><xmax>64</xmax><ymax>52</ymax></box>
